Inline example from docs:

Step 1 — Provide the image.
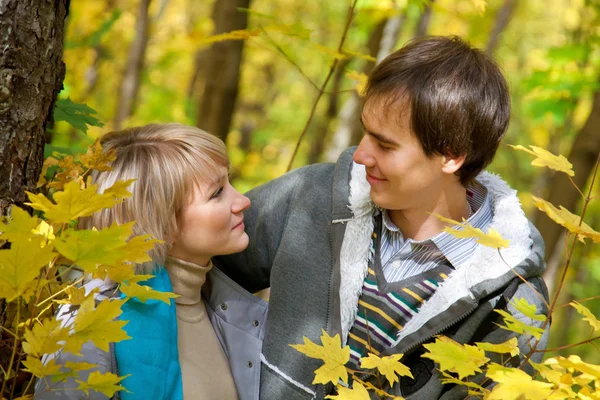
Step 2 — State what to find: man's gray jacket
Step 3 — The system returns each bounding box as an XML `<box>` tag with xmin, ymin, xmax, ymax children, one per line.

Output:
<box><xmin>215</xmin><ymin>147</ymin><xmax>550</xmax><ymax>400</ymax></box>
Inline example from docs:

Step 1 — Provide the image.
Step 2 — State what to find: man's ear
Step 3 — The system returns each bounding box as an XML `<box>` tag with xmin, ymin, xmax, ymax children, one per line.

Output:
<box><xmin>441</xmin><ymin>153</ymin><xmax>466</xmax><ymax>174</ymax></box>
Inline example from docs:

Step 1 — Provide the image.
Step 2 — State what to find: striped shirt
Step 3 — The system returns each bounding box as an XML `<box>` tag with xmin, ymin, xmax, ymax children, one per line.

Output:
<box><xmin>379</xmin><ymin>181</ymin><xmax>492</xmax><ymax>282</ymax></box>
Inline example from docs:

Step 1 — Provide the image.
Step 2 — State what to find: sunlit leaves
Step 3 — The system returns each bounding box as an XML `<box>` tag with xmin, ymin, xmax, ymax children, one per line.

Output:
<box><xmin>475</xmin><ymin>337</ymin><xmax>520</xmax><ymax>357</ymax></box>
<box><xmin>22</xmin><ymin>318</ymin><xmax>69</xmax><ymax>357</ymax></box>
<box><xmin>325</xmin><ymin>382</ymin><xmax>370</xmax><ymax>400</ymax></box>
<box><xmin>439</xmin><ymin>371</ymin><xmax>488</xmax><ymax>398</ymax></box>
<box><xmin>531</xmin><ymin>196</ymin><xmax>600</xmax><ymax>244</ymax></box>
<box><xmin>290</xmin><ymin>330</ymin><xmax>350</xmax><ymax>385</ymax></box>
<box><xmin>54</xmin><ymin>98</ymin><xmax>104</xmax><ymax>134</ymax></box>
<box><xmin>54</xmin><ymin>222</ymin><xmax>159</xmax><ymax>274</ymax></box>
<box><xmin>22</xmin><ymin>357</ymin><xmax>62</xmax><ymax>378</ymax></box>
<box><xmin>570</xmin><ymin>302</ymin><xmax>600</xmax><ymax>332</ymax></box>
<box><xmin>63</xmin><ymin>297</ymin><xmax>130</xmax><ymax>355</ymax></box>
<box><xmin>422</xmin><ymin>336</ymin><xmax>489</xmax><ymax>380</ymax></box>
<box><xmin>0</xmin><ymin>239</ymin><xmax>57</xmax><ymax>302</ymax></box>
<box><xmin>486</xmin><ymin>364</ymin><xmax>554</xmax><ymax>400</ymax></box>
<box><xmin>360</xmin><ymin>353</ymin><xmax>412</xmax><ymax>386</ymax></box>
<box><xmin>345</xmin><ymin>70</ymin><xmax>368</xmax><ymax>96</ymax></box>
<box><xmin>433</xmin><ymin>214</ymin><xmax>510</xmax><ymax>249</ymax></box>
<box><xmin>54</xmin><ymin>286</ymin><xmax>98</xmax><ymax>306</ymax></box>
<box><xmin>509</xmin><ymin>145</ymin><xmax>574</xmax><ymax>177</ymax></box>
<box><xmin>0</xmin><ymin>206</ymin><xmax>40</xmax><ymax>243</ymax></box>
<box><xmin>120</xmin><ymin>281</ymin><xmax>179</xmax><ymax>305</ymax></box>
<box><xmin>472</xmin><ymin>0</ymin><xmax>487</xmax><ymax>14</ymax></box>
<box><xmin>76</xmin><ymin>371</ymin><xmax>130</xmax><ymax>397</ymax></box>
<box><xmin>494</xmin><ymin>298</ymin><xmax>546</xmax><ymax>340</ymax></box>
<box><xmin>198</xmin><ymin>29</ymin><xmax>261</xmax><ymax>47</ymax></box>
<box><xmin>80</xmin><ymin>140</ymin><xmax>116</xmax><ymax>172</ymax></box>
<box><xmin>26</xmin><ymin>179</ymin><xmax>134</xmax><ymax>224</ymax></box>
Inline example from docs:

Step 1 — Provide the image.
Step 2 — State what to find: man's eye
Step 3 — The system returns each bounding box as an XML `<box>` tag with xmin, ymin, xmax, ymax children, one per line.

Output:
<box><xmin>377</xmin><ymin>142</ymin><xmax>392</xmax><ymax>152</ymax></box>
<box><xmin>211</xmin><ymin>187</ymin><xmax>224</xmax><ymax>199</ymax></box>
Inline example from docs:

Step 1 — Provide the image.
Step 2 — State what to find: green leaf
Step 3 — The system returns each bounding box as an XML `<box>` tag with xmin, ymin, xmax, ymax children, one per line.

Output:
<box><xmin>54</xmin><ymin>98</ymin><xmax>104</xmax><ymax>134</ymax></box>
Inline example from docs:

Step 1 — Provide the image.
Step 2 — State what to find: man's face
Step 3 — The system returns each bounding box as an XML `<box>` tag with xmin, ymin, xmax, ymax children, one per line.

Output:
<box><xmin>352</xmin><ymin>97</ymin><xmax>447</xmax><ymax>211</ymax></box>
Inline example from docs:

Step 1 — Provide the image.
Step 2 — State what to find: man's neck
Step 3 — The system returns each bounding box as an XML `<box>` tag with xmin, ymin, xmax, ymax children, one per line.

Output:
<box><xmin>388</xmin><ymin>183</ymin><xmax>470</xmax><ymax>241</ymax></box>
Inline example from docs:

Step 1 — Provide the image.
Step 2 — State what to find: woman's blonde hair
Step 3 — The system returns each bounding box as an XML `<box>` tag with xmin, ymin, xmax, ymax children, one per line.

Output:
<box><xmin>80</xmin><ymin>123</ymin><xmax>228</xmax><ymax>273</ymax></box>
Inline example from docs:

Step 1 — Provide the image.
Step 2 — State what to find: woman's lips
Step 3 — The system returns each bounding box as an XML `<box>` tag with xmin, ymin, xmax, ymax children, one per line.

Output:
<box><xmin>232</xmin><ymin>221</ymin><xmax>245</xmax><ymax>230</ymax></box>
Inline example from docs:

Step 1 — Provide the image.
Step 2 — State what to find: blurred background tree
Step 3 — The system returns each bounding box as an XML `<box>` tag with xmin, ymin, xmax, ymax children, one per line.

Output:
<box><xmin>50</xmin><ymin>0</ymin><xmax>600</xmax><ymax>363</ymax></box>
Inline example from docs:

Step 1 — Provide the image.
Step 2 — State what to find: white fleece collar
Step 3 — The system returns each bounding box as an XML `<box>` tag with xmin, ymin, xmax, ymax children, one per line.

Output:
<box><xmin>335</xmin><ymin>163</ymin><xmax>532</xmax><ymax>344</ymax></box>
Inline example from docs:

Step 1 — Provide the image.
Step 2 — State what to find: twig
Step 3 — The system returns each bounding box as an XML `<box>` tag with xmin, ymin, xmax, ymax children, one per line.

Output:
<box><xmin>535</xmin><ymin>335</ymin><xmax>600</xmax><ymax>353</ymax></box>
<box><xmin>556</xmin><ymin>295</ymin><xmax>600</xmax><ymax>310</ymax></box>
<box><xmin>286</xmin><ymin>0</ymin><xmax>359</xmax><ymax>171</ymax></box>
<box><xmin>521</xmin><ymin>151</ymin><xmax>600</xmax><ymax>368</ymax></box>
<box><xmin>1</xmin><ymin>298</ymin><xmax>20</xmax><ymax>396</ymax></box>
<box><xmin>497</xmin><ymin>249</ymin><xmax>550</xmax><ymax>309</ymax></box>
<box><xmin>568</xmin><ymin>175</ymin><xmax>587</xmax><ymax>200</ymax></box>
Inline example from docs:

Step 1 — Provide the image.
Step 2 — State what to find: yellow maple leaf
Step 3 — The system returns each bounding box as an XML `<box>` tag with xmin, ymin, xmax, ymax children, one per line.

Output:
<box><xmin>547</xmin><ymin>356</ymin><xmax>600</xmax><ymax>379</ymax></box>
<box><xmin>325</xmin><ymin>382</ymin><xmax>370</xmax><ymax>400</ymax></box>
<box><xmin>48</xmin><ymin>155</ymin><xmax>85</xmax><ymax>190</ymax></box>
<box><xmin>0</xmin><ymin>239</ymin><xmax>57</xmax><ymax>302</ymax></box>
<box><xmin>509</xmin><ymin>144</ymin><xmax>574</xmax><ymax>176</ymax></box>
<box><xmin>22</xmin><ymin>357</ymin><xmax>62</xmax><ymax>378</ymax></box>
<box><xmin>570</xmin><ymin>302</ymin><xmax>600</xmax><ymax>332</ymax></box>
<box><xmin>50</xmin><ymin>361</ymin><xmax>97</xmax><ymax>383</ymax></box>
<box><xmin>32</xmin><ymin>220</ymin><xmax>55</xmax><ymax>248</ymax></box>
<box><xmin>360</xmin><ymin>353</ymin><xmax>413</xmax><ymax>386</ymax></box>
<box><xmin>486</xmin><ymin>363</ymin><xmax>555</xmax><ymax>400</ymax></box>
<box><xmin>530</xmin><ymin>361</ymin><xmax>578</xmax><ymax>398</ymax></box>
<box><xmin>94</xmin><ymin>262</ymin><xmax>137</xmax><ymax>283</ymax></box>
<box><xmin>345</xmin><ymin>70</ymin><xmax>369</xmax><ymax>96</ymax></box>
<box><xmin>511</xmin><ymin>298</ymin><xmax>547</xmax><ymax>322</ymax></box>
<box><xmin>36</xmin><ymin>156</ymin><xmax>59</xmax><ymax>188</ymax></box>
<box><xmin>76</xmin><ymin>370</ymin><xmax>130</xmax><ymax>397</ymax></box>
<box><xmin>494</xmin><ymin>308</ymin><xmax>545</xmax><ymax>340</ymax></box>
<box><xmin>54</xmin><ymin>222</ymin><xmax>160</xmax><ymax>273</ymax></box>
<box><xmin>342</xmin><ymin>49</ymin><xmax>376</xmax><ymax>63</ymax></box>
<box><xmin>472</xmin><ymin>0</ymin><xmax>487</xmax><ymax>14</ymax></box>
<box><xmin>54</xmin><ymin>285</ymin><xmax>99</xmax><ymax>306</ymax></box>
<box><xmin>433</xmin><ymin>214</ymin><xmax>509</xmax><ymax>249</ymax></box>
<box><xmin>0</xmin><ymin>206</ymin><xmax>40</xmax><ymax>243</ymax></box>
<box><xmin>22</xmin><ymin>317</ymin><xmax>69</xmax><ymax>357</ymax></box>
<box><xmin>531</xmin><ymin>196</ymin><xmax>600</xmax><ymax>243</ymax></box>
<box><xmin>26</xmin><ymin>179</ymin><xmax>134</xmax><ymax>224</ymax></box>
<box><xmin>80</xmin><ymin>140</ymin><xmax>116</xmax><ymax>172</ymax></box>
<box><xmin>290</xmin><ymin>329</ymin><xmax>350</xmax><ymax>385</ymax></box>
<box><xmin>439</xmin><ymin>371</ymin><xmax>489</xmax><ymax>397</ymax></box>
<box><xmin>63</xmin><ymin>296</ymin><xmax>131</xmax><ymax>355</ymax></box>
<box><xmin>422</xmin><ymin>336</ymin><xmax>489</xmax><ymax>379</ymax></box>
<box><xmin>475</xmin><ymin>337</ymin><xmax>520</xmax><ymax>357</ymax></box>
<box><xmin>199</xmin><ymin>28</ymin><xmax>260</xmax><ymax>46</ymax></box>
<box><xmin>120</xmin><ymin>281</ymin><xmax>179</xmax><ymax>305</ymax></box>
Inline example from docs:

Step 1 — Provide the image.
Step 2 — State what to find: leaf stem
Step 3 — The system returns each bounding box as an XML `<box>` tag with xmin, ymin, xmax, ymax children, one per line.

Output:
<box><xmin>1</xmin><ymin>298</ymin><xmax>20</xmax><ymax>396</ymax></box>
<box><xmin>535</xmin><ymin>335</ymin><xmax>600</xmax><ymax>353</ymax></box>
<box><xmin>568</xmin><ymin>175</ymin><xmax>587</xmax><ymax>200</ymax></box>
<box><xmin>286</xmin><ymin>0</ymin><xmax>358</xmax><ymax>171</ymax></box>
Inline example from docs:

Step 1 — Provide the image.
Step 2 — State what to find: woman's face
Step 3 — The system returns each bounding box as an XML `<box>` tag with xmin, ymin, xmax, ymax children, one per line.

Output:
<box><xmin>168</xmin><ymin>166</ymin><xmax>251</xmax><ymax>266</ymax></box>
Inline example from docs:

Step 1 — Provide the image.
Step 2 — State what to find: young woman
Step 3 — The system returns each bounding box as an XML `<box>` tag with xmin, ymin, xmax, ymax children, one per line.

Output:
<box><xmin>35</xmin><ymin>124</ymin><xmax>267</xmax><ymax>400</ymax></box>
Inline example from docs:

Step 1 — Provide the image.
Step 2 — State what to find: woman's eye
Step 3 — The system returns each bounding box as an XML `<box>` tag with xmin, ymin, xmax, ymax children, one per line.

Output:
<box><xmin>211</xmin><ymin>187</ymin><xmax>224</xmax><ymax>199</ymax></box>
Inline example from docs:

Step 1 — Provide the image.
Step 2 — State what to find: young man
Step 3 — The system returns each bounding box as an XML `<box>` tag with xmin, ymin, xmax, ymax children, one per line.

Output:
<box><xmin>214</xmin><ymin>36</ymin><xmax>549</xmax><ymax>400</ymax></box>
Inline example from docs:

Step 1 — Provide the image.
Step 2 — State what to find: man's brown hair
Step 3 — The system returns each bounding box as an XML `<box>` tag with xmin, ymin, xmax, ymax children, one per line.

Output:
<box><xmin>365</xmin><ymin>35</ymin><xmax>510</xmax><ymax>185</ymax></box>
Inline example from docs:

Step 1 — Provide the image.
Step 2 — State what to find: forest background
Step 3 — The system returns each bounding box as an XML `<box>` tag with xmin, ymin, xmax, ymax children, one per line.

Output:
<box><xmin>34</xmin><ymin>0</ymin><xmax>600</xmax><ymax>366</ymax></box>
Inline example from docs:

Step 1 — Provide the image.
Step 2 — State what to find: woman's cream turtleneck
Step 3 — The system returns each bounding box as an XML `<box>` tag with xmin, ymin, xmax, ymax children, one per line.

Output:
<box><xmin>165</xmin><ymin>256</ymin><xmax>238</xmax><ymax>400</ymax></box>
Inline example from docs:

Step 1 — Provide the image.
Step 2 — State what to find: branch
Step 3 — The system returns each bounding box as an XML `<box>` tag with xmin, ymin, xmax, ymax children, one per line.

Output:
<box><xmin>535</xmin><ymin>335</ymin><xmax>600</xmax><ymax>353</ymax></box>
<box><xmin>286</xmin><ymin>0</ymin><xmax>359</xmax><ymax>171</ymax></box>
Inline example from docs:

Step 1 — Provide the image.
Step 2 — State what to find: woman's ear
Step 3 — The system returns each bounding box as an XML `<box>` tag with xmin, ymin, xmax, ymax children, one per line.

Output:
<box><xmin>441</xmin><ymin>153</ymin><xmax>466</xmax><ymax>175</ymax></box>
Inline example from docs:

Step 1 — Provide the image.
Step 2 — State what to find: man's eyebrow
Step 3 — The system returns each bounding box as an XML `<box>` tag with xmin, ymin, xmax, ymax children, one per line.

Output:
<box><xmin>360</xmin><ymin>118</ymin><xmax>400</xmax><ymax>146</ymax></box>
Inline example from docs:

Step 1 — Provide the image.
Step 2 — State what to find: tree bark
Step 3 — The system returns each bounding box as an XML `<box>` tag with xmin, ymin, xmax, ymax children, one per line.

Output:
<box><xmin>196</xmin><ymin>0</ymin><xmax>251</xmax><ymax>143</ymax></box>
<box><xmin>0</xmin><ymin>0</ymin><xmax>69</xmax><ymax>215</ymax></box>
<box><xmin>0</xmin><ymin>0</ymin><xmax>69</xmax><ymax>394</ymax></box>
<box><xmin>536</xmin><ymin>89</ymin><xmax>600</xmax><ymax>283</ymax></box>
<box><xmin>485</xmin><ymin>0</ymin><xmax>518</xmax><ymax>55</ymax></box>
<box><xmin>113</xmin><ymin>0</ymin><xmax>152</xmax><ymax>130</ymax></box>
<box><xmin>414</xmin><ymin>0</ymin><xmax>435</xmax><ymax>38</ymax></box>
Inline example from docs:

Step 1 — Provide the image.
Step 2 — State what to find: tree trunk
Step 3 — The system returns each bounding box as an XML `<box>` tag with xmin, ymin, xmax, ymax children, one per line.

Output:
<box><xmin>0</xmin><ymin>0</ymin><xmax>69</xmax><ymax>394</ymax></box>
<box><xmin>536</xmin><ymin>89</ymin><xmax>600</xmax><ymax>284</ymax></box>
<box><xmin>325</xmin><ymin>14</ymin><xmax>405</xmax><ymax>162</ymax></box>
<box><xmin>113</xmin><ymin>0</ymin><xmax>152</xmax><ymax>130</ymax></box>
<box><xmin>196</xmin><ymin>0</ymin><xmax>251</xmax><ymax>143</ymax></box>
<box><xmin>485</xmin><ymin>0</ymin><xmax>518</xmax><ymax>55</ymax></box>
<box><xmin>0</xmin><ymin>0</ymin><xmax>69</xmax><ymax>215</ymax></box>
<box><xmin>414</xmin><ymin>0</ymin><xmax>435</xmax><ymax>38</ymax></box>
